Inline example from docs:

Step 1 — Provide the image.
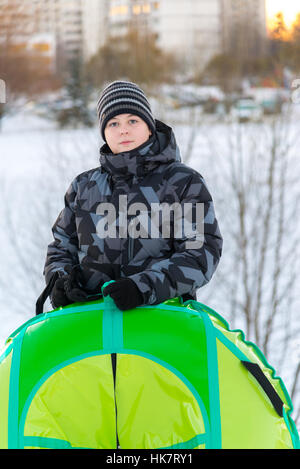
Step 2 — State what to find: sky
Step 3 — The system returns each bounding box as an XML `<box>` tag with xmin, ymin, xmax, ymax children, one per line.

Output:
<box><xmin>266</xmin><ymin>0</ymin><xmax>300</xmax><ymax>27</ymax></box>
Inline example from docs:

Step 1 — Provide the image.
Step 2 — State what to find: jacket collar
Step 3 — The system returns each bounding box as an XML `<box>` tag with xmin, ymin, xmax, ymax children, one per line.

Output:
<box><xmin>99</xmin><ymin>120</ymin><xmax>181</xmax><ymax>178</ymax></box>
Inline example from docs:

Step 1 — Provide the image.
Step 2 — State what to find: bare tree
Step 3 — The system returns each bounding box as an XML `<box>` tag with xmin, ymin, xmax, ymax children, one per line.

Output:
<box><xmin>152</xmin><ymin>100</ymin><xmax>300</xmax><ymax>430</ymax></box>
<box><xmin>86</xmin><ymin>26</ymin><xmax>179</xmax><ymax>88</ymax></box>
<box><xmin>196</xmin><ymin>109</ymin><xmax>300</xmax><ymax>427</ymax></box>
<box><xmin>0</xmin><ymin>0</ymin><xmax>60</xmax><ymax>98</ymax></box>
<box><xmin>0</xmin><ymin>127</ymin><xmax>100</xmax><ymax>325</ymax></box>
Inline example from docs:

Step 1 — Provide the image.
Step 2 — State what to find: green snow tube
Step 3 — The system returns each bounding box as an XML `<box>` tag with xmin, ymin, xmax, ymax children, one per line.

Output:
<box><xmin>0</xmin><ymin>282</ymin><xmax>299</xmax><ymax>449</ymax></box>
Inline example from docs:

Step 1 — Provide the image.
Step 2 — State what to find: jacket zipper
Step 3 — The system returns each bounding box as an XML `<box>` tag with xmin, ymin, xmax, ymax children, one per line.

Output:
<box><xmin>128</xmin><ymin>236</ymin><xmax>134</xmax><ymax>263</ymax></box>
<box><xmin>111</xmin><ymin>353</ymin><xmax>120</xmax><ymax>449</ymax></box>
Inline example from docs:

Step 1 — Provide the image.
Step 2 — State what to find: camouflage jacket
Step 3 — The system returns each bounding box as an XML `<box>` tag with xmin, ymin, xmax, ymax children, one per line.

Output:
<box><xmin>44</xmin><ymin>120</ymin><xmax>223</xmax><ymax>305</ymax></box>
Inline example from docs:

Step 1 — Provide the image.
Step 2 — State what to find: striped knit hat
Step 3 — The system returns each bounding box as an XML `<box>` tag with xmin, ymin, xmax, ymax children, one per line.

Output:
<box><xmin>97</xmin><ymin>81</ymin><xmax>156</xmax><ymax>141</ymax></box>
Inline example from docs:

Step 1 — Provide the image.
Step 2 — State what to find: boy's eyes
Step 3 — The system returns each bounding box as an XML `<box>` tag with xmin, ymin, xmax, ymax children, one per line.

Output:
<box><xmin>108</xmin><ymin>119</ymin><xmax>138</xmax><ymax>127</ymax></box>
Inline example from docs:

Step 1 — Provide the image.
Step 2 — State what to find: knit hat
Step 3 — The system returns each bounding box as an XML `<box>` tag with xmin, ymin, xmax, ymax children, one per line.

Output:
<box><xmin>97</xmin><ymin>81</ymin><xmax>156</xmax><ymax>141</ymax></box>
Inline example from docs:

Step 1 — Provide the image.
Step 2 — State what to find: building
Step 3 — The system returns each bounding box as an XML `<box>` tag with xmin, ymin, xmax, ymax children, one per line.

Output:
<box><xmin>107</xmin><ymin>0</ymin><xmax>268</xmax><ymax>71</ymax></box>
<box><xmin>108</xmin><ymin>0</ymin><xmax>222</xmax><ymax>72</ymax></box>
<box><xmin>0</xmin><ymin>0</ymin><xmax>108</xmax><ymax>71</ymax></box>
<box><xmin>82</xmin><ymin>0</ymin><xmax>109</xmax><ymax>62</ymax></box>
<box><xmin>32</xmin><ymin>0</ymin><xmax>109</xmax><ymax>67</ymax></box>
<box><xmin>221</xmin><ymin>0</ymin><xmax>267</xmax><ymax>58</ymax></box>
<box><xmin>0</xmin><ymin>0</ymin><xmax>56</xmax><ymax>70</ymax></box>
<box><xmin>158</xmin><ymin>0</ymin><xmax>222</xmax><ymax>71</ymax></box>
<box><xmin>1</xmin><ymin>0</ymin><xmax>268</xmax><ymax>73</ymax></box>
<box><xmin>0</xmin><ymin>0</ymin><xmax>86</xmax><ymax>70</ymax></box>
<box><xmin>0</xmin><ymin>0</ymin><xmax>38</xmax><ymax>44</ymax></box>
<box><xmin>58</xmin><ymin>0</ymin><xmax>84</xmax><ymax>61</ymax></box>
<box><xmin>27</xmin><ymin>33</ymin><xmax>57</xmax><ymax>73</ymax></box>
<box><xmin>32</xmin><ymin>0</ymin><xmax>84</xmax><ymax>66</ymax></box>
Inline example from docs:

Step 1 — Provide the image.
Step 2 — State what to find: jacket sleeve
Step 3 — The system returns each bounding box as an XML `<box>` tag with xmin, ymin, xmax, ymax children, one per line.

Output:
<box><xmin>128</xmin><ymin>170</ymin><xmax>223</xmax><ymax>305</ymax></box>
<box><xmin>43</xmin><ymin>179</ymin><xmax>80</xmax><ymax>284</ymax></box>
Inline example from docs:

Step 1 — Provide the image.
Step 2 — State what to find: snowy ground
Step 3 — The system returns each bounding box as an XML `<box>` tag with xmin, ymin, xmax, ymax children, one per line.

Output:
<box><xmin>0</xmin><ymin>106</ymin><xmax>299</xmax><ymax>430</ymax></box>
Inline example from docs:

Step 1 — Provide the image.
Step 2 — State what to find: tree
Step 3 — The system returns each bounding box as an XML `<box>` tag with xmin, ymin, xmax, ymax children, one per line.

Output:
<box><xmin>0</xmin><ymin>98</ymin><xmax>5</xmax><ymax>132</ymax></box>
<box><xmin>86</xmin><ymin>27</ymin><xmax>179</xmax><ymax>89</ymax></box>
<box><xmin>290</xmin><ymin>13</ymin><xmax>300</xmax><ymax>72</ymax></box>
<box><xmin>199</xmin><ymin>54</ymin><xmax>240</xmax><ymax>94</ymax></box>
<box><xmin>199</xmin><ymin>112</ymin><xmax>300</xmax><ymax>427</ymax></box>
<box><xmin>0</xmin><ymin>0</ymin><xmax>60</xmax><ymax>98</ymax></box>
<box><xmin>268</xmin><ymin>12</ymin><xmax>295</xmax><ymax>71</ymax></box>
<box><xmin>201</xmin><ymin>11</ymin><xmax>300</xmax><ymax>89</ymax></box>
<box><xmin>0</xmin><ymin>126</ymin><xmax>99</xmax><ymax>322</ymax></box>
<box><xmin>270</xmin><ymin>12</ymin><xmax>290</xmax><ymax>41</ymax></box>
<box><xmin>55</xmin><ymin>58</ymin><xmax>94</xmax><ymax>128</ymax></box>
<box><xmin>292</xmin><ymin>12</ymin><xmax>300</xmax><ymax>42</ymax></box>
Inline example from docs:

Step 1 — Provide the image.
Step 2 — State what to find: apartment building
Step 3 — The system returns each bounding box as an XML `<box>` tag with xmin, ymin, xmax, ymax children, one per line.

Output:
<box><xmin>0</xmin><ymin>0</ymin><xmax>38</xmax><ymax>43</ymax></box>
<box><xmin>0</xmin><ymin>0</ymin><xmax>56</xmax><ymax>70</ymax></box>
<box><xmin>82</xmin><ymin>0</ymin><xmax>109</xmax><ymax>62</ymax></box>
<box><xmin>32</xmin><ymin>0</ymin><xmax>84</xmax><ymax>64</ymax></box>
<box><xmin>108</xmin><ymin>0</ymin><xmax>222</xmax><ymax>71</ymax></box>
<box><xmin>0</xmin><ymin>0</ymin><xmax>85</xmax><ymax>69</ymax></box>
<box><xmin>158</xmin><ymin>0</ymin><xmax>222</xmax><ymax>71</ymax></box>
<box><xmin>1</xmin><ymin>0</ymin><xmax>268</xmax><ymax>71</ymax></box>
<box><xmin>32</xmin><ymin>0</ymin><xmax>109</xmax><ymax>66</ymax></box>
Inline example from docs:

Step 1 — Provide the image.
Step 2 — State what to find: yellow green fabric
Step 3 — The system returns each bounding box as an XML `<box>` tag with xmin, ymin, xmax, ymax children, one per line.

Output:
<box><xmin>217</xmin><ymin>340</ymin><xmax>293</xmax><ymax>449</ymax></box>
<box><xmin>19</xmin><ymin>304</ymin><xmax>104</xmax><ymax>418</ymax></box>
<box><xmin>115</xmin><ymin>354</ymin><xmax>206</xmax><ymax>449</ymax></box>
<box><xmin>0</xmin><ymin>293</ymin><xmax>299</xmax><ymax>449</ymax></box>
<box><xmin>123</xmin><ymin>303</ymin><xmax>211</xmax><ymax>421</ymax></box>
<box><xmin>0</xmin><ymin>351</ymin><xmax>12</xmax><ymax>449</ymax></box>
<box><xmin>210</xmin><ymin>314</ymin><xmax>288</xmax><ymax>404</ymax></box>
<box><xmin>198</xmin><ymin>301</ymin><xmax>298</xmax><ymax>444</ymax></box>
<box><xmin>22</xmin><ymin>355</ymin><xmax>115</xmax><ymax>449</ymax></box>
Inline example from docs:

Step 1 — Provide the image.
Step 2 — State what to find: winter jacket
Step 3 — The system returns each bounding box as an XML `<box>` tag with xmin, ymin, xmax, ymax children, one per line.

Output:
<box><xmin>44</xmin><ymin>120</ymin><xmax>223</xmax><ymax>306</ymax></box>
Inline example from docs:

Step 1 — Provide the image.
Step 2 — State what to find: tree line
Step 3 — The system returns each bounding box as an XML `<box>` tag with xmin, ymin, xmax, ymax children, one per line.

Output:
<box><xmin>1</xmin><ymin>6</ymin><xmax>300</xmax><ymax>110</ymax></box>
<box><xmin>200</xmin><ymin>12</ymin><xmax>300</xmax><ymax>93</ymax></box>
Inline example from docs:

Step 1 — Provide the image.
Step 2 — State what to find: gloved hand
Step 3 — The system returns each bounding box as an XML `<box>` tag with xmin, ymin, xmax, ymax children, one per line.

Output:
<box><xmin>64</xmin><ymin>265</ymin><xmax>93</xmax><ymax>303</ymax></box>
<box><xmin>64</xmin><ymin>264</ymin><xmax>102</xmax><ymax>303</ymax></box>
<box><xmin>102</xmin><ymin>278</ymin><xmax>143</xmax><ymax>311</ymax></box>
<box><xmin>64</xmin><ymin>264</ymin><xmax>120</xmax><ymax>303</ymax></box>
<box><xmin>51</xmin><ymin>276</ymin><xmax>72</xmax><ymax>309</ymax></box>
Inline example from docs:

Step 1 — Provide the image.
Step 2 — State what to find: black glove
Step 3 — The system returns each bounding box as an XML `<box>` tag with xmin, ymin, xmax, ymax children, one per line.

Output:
<box><xmin>64</xmin><ymin>265</ymin><xmax>96</xmax><ymax>303</ymax></box>
<box><xmin>64</xmin><ymin>264</ymin><xmax>119</xmax><ymax>303</ymax></box>
<box><xmin>64</xmin><ymin>264</ymin><xmax>102</xmax><ymax>303</ymax></box>
<box><xmin>51</xmin><ymin>276</ymin><xmax>72</xmax><ymax>309</ymax></box>
<box><xmin>102</xmin><ymin>278</ymin><xmax>144</xmax><ymax>311</ymax></box>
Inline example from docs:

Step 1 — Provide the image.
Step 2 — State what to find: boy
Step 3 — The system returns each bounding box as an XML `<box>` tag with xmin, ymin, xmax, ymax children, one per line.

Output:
<box><xmin>44</xmin><ymin>81</ymin><xmax>223</xmax><ymax>311</ymax></box>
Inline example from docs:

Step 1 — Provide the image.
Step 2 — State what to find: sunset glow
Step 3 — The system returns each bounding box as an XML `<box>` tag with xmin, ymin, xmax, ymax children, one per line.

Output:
<box><xmin>266</xmin><ymin>0</ymin><xmax>300</xmax><ymax>29</ymax></box>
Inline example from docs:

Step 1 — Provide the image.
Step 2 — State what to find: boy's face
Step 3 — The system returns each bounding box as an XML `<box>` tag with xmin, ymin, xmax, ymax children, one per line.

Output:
<box><xmin>104</xmin><ymin>113</ymin><xmax>152</xmax><ymax>154</ymax></box>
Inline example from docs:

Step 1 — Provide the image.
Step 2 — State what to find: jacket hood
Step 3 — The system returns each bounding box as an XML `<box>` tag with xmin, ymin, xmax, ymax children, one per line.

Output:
<box><xmin>99</xmin><ymin>120</ymin><xmax>181</xmax><ymax>178</ymax></box>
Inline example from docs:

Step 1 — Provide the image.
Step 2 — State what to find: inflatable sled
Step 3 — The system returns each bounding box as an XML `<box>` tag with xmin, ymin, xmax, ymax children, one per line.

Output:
<box><xmin>0</xmin><ymin>282</ymin><xmax>299</xmax><ymax>449</ymax></box>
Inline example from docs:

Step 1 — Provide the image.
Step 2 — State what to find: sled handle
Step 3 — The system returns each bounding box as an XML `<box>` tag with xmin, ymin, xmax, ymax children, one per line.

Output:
<box><xmin>241</xmin><ymin>360</ymin><xmax>284</xmax><ymax>417</ymax></box>
<box><xmin>35</xmin><ymin>271</ymin><xmax>59</xmax><ymax>316</ymax></box>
